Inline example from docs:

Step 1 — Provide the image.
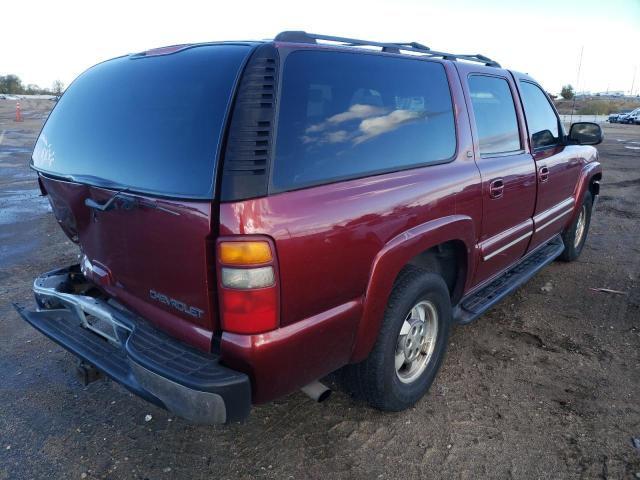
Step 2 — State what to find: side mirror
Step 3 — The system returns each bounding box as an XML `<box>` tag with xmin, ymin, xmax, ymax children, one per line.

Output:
<box><xmin>568</xmin><ymin>122</ymin><xmax>603</xmax><ymax>145</ymax></box>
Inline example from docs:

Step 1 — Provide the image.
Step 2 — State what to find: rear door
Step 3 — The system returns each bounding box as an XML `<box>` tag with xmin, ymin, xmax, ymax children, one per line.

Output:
<box><xmin>32</xmin><ymin>44</ymin><xmax>253</xmax><ymax>350</ymax></box>
<box><xmin>455</xmin><ymin>64</ymin><xmax>537</xmax><ymax>287</ymax></box>
<box><xmin>512</xmin><ymin>75</ymin><xmax>582</xmax><ymax>251</ymax></box>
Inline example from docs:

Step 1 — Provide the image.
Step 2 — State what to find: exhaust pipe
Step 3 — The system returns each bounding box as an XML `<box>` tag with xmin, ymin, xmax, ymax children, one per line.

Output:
<box><xmin>301</xmin><ymin>381</ymin><xmax>332</xmax><ymax>402</ymax></box>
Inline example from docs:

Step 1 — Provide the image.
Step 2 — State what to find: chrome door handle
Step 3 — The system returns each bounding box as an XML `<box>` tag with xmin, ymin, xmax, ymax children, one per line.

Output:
<box><xmin>489</xmin><ymin>178</ymin><xmax>504</xmax><ymax>199</ymax></box>
<box><xmin>539</xmin><ymin>166</ymin><xmax>550</xmax><ymax>182</ymax></box>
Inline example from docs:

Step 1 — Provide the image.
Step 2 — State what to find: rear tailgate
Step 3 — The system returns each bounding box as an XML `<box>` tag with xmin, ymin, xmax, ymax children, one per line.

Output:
<box><xmin>32</xmin><ymin>44</ymin><xmax>255</xmax><ymax>350</ymax></box>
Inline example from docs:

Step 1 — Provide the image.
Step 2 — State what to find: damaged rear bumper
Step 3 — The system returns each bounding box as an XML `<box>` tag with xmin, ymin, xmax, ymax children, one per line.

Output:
<box><xmin>14</xmin><ymin>265</ymin><xmax>251</xmax><ymax>424</ymax></box>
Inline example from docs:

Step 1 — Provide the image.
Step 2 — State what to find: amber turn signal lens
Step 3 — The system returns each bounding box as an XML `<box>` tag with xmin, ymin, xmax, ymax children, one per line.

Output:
<box><xmin>219</xmin><ymin>241</ymin><xmax>272</xmax><ymax>265</ymax></box>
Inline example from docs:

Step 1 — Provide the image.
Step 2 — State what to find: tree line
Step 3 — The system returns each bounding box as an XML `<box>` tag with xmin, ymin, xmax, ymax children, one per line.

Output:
<box><xmin>0</xmin><ymin>74</ymin><xmax>64</xmax><ymax>95</ymax></box>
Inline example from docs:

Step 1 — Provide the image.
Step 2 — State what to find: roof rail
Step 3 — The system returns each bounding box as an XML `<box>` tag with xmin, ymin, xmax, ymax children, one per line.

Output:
<box><xmin>273</xmin><ymin>31</ymin><xmax>501</xmax><ymax>68</ymax></box>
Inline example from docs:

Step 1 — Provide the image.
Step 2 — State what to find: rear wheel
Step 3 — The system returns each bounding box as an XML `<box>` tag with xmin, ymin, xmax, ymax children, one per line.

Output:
<box><xmin>343</xmin><ymin>267</ymin><xmax>451</xmax><ymax>411</ymax></box>
<box><xmin>559</xmin><ymin>191</ymin><xmax>592</xmax><ymax>262</ymax></box>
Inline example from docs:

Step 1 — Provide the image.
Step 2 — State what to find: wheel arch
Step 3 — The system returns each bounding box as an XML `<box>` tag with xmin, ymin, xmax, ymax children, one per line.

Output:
<box><xmin>568</xmin><ymin>158</ymin><xmax>602</xmax><ymax>227</ymax></box>
<box><xmin>405</xmin><ymin>239</ymin><xmax>468</xmax><ymax>306</ymax></box>
<box><xmin>349</xmin><ymin>215</ymin><xmax>476</xmax><ymax>362</ymax></box>
<box><xmin>589</xmin><ymin>171</ymin><xmax>602</xmax><ymax>198</ymax></box>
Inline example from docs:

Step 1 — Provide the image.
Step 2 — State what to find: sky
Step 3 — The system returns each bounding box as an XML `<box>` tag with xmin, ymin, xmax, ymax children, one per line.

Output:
<box><xmin>1</xmin><ymin>0</ymin><xmax>639</xmax><ymax>95</ymax></box>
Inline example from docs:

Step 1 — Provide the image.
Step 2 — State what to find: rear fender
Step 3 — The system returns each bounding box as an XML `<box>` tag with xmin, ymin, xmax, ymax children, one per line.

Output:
<box><xmin>349</xmin><ymin>215</ymin><xmax>476</xmax><ymax>362</ymax></box>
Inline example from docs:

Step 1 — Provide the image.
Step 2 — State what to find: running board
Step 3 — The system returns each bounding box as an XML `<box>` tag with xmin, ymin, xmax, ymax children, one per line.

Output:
<box><xmin>454</xmin><ymin>235</ymin><xmax>565</xmax><ymax>325</ymax></box>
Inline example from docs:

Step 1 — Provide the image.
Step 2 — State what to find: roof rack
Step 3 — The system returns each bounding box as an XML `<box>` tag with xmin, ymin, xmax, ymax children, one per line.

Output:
<box><xmin>273</xmin><ymin>31</ymin><xmax>501</xmax><ymax>68</ymax></box>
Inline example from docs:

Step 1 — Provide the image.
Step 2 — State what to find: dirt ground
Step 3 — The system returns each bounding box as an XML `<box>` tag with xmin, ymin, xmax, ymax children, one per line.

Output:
<box><xmin>1</xmin><ymin>99</ymin><xmax>639</xmax><ymax>479</ymax></box>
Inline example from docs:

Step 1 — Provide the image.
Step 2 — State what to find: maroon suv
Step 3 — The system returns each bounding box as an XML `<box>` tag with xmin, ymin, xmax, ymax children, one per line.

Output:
<box><xmin>16</xmin><ymin>32</ymin><xmax>603</xmax><ymax>424</ymax></box>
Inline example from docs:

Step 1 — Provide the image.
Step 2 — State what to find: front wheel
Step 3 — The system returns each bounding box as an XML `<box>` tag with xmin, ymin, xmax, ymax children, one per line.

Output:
<box><xmin>342</xmin><ymin>267</ymin><xmax>451</xmax><ymax>411</ymax></box>
<box><xmin>559</xmin><ymin>191</ymin><xmax>592</xmax><ymax>262</ymax></box>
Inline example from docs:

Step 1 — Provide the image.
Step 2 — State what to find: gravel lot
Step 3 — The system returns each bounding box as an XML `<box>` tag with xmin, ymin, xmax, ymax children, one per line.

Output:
<box><xmin>1</xmin><ymin>99</ymin><xmax>639</xmax><ymax>479</ymax></box>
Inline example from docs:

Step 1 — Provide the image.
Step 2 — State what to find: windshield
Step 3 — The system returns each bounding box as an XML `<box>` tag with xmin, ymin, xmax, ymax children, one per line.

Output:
<box><xmin>33</xmin><ymin>44</ymin><xmax>252</xmax><ymax>198</ymax></box>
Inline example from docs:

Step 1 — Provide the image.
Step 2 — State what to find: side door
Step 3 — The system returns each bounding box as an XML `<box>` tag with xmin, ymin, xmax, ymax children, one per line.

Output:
<box><xmin>456</xmin><ymin>65</ymin><xmax>537</xmax><ymax>287</ymax></box>
<box><xmin>513</xmin><ymin>75</ymin><xmax>583</xmax><ymax>251</ymax></box>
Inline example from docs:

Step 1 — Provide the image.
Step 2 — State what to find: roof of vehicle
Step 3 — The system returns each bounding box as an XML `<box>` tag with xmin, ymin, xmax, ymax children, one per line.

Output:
<box><xmin>272</xmin><ymin>34</ymin><xmax>556</xmax><ymax>92</ymax></box>
<box><xmin>128</xmin><ymin>32</ymin><xmax>552</xmax><ymax>90</ymax></box>
<box><xmin>271</xmin><ymin>31</ymin><xmax>502</xmax><ymax>68</ymax></box>
<box><xmin>132</xmin><ymin>32</ymin><xmax>503</xmax><ymax>69</ymax></box>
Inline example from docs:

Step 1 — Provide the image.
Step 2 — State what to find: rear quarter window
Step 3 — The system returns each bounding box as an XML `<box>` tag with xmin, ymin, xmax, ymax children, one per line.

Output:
<box><xmin>272</xmin><ymin>50</ymin><xmax>456</xmax><ymax>192</ymax></box>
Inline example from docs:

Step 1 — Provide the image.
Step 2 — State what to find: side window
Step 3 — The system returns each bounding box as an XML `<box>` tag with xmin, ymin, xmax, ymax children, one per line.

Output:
<box><xmin>519</xmin><ymin>81</ymin><xmax>560</xmax><ymax>149</ymax></box>
<box><xmin>468</xmin><ymin>75</ymin><xmax>521</xmax><ymax>156</ymax></box>
<box><xmin>272</xmin><ymin>51</ymin><xmax>457</xmax><ymax>191</ymax></box>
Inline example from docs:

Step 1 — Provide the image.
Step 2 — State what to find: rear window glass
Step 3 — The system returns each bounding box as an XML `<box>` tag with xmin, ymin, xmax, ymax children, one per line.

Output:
<box><xmin>33</xmin><ymin>45</ymin><xmax>251</xmax><ymax>198</ymax></box>
<box><xmin>272</xmin><ymin>50</ymin><xmax>456</xmax><ymax>191</ymax></box>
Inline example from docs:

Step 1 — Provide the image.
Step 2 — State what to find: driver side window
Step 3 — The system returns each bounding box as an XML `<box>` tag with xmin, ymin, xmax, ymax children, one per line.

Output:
<box><xmin>519</xmin><ymin>81</ymin><xmax>560</xmax><ymax>149</ymax></box>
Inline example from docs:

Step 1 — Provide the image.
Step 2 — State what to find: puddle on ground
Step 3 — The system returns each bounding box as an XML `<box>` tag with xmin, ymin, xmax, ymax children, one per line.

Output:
<box><xmin>0</xmin><ymin>231</ymin><xmax>40</xmax><ymax>266</ymax></box>
<box><xmin>0</xmin><ymin>188</ymin><xmax>51</xmax><ymax>225</ymax></box>
<box><xmin>0</xmin><ymin>145</ymin><xmax>32</xmax><ymax>155</ymax></box>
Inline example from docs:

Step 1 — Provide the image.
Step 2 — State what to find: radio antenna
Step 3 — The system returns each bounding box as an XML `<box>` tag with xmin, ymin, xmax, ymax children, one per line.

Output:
<box><xmin>570</xmin><ymin>46</ymin><xmax>584</xmax><ymax>124</ymax></box>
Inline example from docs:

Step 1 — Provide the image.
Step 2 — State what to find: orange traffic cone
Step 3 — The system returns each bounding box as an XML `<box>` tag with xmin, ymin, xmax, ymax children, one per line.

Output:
<box><xmin>14</xmin><ymin>101</ymin><xmax>23</xmax><ymax>122</ymax></box>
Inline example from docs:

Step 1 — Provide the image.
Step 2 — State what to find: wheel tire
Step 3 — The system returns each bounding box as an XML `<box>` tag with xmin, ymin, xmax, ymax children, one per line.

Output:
<box><xmin>559</xmin><ymin>191</ymin><xmax>592</xmax><ymax>262</ymax></box>
<box><xmin>342</xmin><ymin>266</ymin><xmax>451</xmax><ymax>411</ymax></box>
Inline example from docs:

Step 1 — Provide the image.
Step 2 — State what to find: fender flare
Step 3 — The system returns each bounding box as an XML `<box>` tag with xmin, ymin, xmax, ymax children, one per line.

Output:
<box><xmin>349</xmin><ymin>214</ymin><xmax>476</xmax><ymax>362</ymax></box>
<box><xmin>568</xmin><ymin>159</ymin><xmax>602</xmax><ymax>226</ymax></box>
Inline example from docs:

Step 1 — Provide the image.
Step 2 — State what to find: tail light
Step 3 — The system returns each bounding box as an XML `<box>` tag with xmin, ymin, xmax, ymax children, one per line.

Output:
<box><xmin>217</xmin><ymin>239</ymin><xmax>279</xmax><ymax>334</ymax></box>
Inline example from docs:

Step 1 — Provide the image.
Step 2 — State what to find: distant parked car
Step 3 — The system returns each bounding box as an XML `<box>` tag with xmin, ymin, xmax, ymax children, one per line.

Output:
<box><xmin>618</xmin><ymin>108</ymin><xmax>640</xmax><ymax>124</ymax></box>
<box><xmin>0</xmin><ymin>94</ymin><xmax>6</xmax><ymax>100</ymax></box>
<box><xmin>609</xmin><ymin>110</ymin><xmax>630</xmax><ymax>123</ymax></box>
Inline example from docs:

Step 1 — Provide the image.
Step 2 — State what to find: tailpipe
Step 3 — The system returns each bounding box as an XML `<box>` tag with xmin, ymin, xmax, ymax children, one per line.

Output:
<box><xmin>301</xmin><ymin>381</ymin><xmax>332</xmax><ymax>403</ymax></box>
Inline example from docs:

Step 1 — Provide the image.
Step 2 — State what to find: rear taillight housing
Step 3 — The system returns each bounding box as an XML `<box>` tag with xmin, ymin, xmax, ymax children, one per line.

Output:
<box><xmin>217</xmin><ymin>238</ymin><xmax>279</xmax><ymax>334</ymax></box>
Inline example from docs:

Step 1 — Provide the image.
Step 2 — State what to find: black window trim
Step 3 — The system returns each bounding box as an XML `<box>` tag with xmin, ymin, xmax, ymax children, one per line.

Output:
<box><xmin>517</xmin><ymin>79</ymin><xmax>564</xmax><ymax>153</ymax></box>
<box><xmin>467</xmin><ymin>72</ymin><xmax>525</xmax><ymax>159</ymax></box>
<box><xmin>267</xmin><ymin>47</ymin><xmax>460</xmax><ymax>196</ymax></box>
